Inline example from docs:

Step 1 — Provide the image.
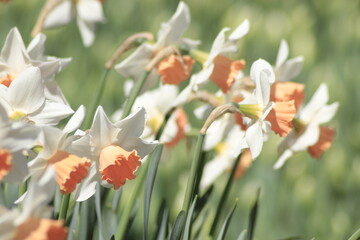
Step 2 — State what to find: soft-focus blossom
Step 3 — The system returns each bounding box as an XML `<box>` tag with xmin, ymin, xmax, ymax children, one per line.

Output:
<box><xmin>43</xmin><ymin>0</ymin><xmax>106</xmax><ymax>47</ymax></box>
<box><xmin>115</xmin><ymin>2</ymin><xmax>196</xmax><ymax>92</ymax></box>
<box><xmin>0</xmin><ymin>103</ymin><xmax>39</xmax><ymax>183</ymax></box>
<box><xmin>72</xmin><ymin>106</ymin><xmax>157</xmax><ymax>201</ymax></box>
<box><xmin>0</xmin><ymin>27</ymin><xmax>71</xmax><ymax>103</ymax></box>
<box><xmin>0</xmin><ymin>168</ymin><xmax>67</xmax><ymax>240</ymax></box>
<box><xmin>274</xmin><ymin>83</ymin><xmax>339</xmax><ymax>169</ymax></box>
<box><xmin>28</xmin><ymin>106</ymin><xmax>90</xmax><ymax>194</ymax></box>
<box><xmin>274</xmin><ymin>39</ymin><xmax>304</xmax><ymax>82</ymax></box>
<box><xmin>238</xmin><ymin>59</ymin><xmax>295</xmax><ymax>159</ymax></box>
<box><xmin>0</xmin><ymin>67</ymin><xmax>73</xmax><ymax>126</ymax></box>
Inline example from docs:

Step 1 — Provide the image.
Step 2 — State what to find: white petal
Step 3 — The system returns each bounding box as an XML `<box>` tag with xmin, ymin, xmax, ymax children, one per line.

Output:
<box><xmin>156</xmin><ymin>1</ymin><xmax>190</xmax><ymax>47</ymax></box>
<box><xmin>194</xmin><ymin>105</ymin><xmax>213</xmax><ymax>120</ymax></box>
<box><xmin>1</xmin><ymin>27</ymin><xmax>30</xmax><ymax>72</ymax></box>
<box><xmin>245</xmin><ymin>122</ymin><xmax>263</xmax><ymax>159</ymax></box>
<box><xmin>2</xmin><ymin>151</ymin><xmax>28</xmax><ymax>183</ymax></box>
<box><xmin>291</xmin><ymin>123</ymin><xmax>320</xmax><ymax>152</ymax></box>
<box><xmin>2</xmin><ymin>124</ymin><xmax>40</xmax><ymax>152</ymax></box>
<box><xmin>114</xmin><ymin>136</ymin><xmax>157</xmax><ymax>159</ymax></box>
<box><xmin>44</xmin><ymin>80</ymin><xmax>69</xmax><ymax>105</ymax></box>
<box><xmin>8</xmin><ymin>67</ymin><xmax>45</xmax><ymax>114</ymax></box>
<box><xmin>313</xmin><ymin>102</ymin><xmax>339</xmax><ymax>125</ymax></box>
<box><xmin>114</xmin><ymin>44</ymin><xmax>153</xmax><ymax>79</ymax></box>
<box><xmin>229</xmin><ymin>19</ymin><xmax>250</xmax><ymax>41</ymax></box>
<box><xmin>273</xmin><ymin>149</ymin><xmax>293</xmax><ymax>169</ymax></box>
<box><xmin>275</xmin><ymin>39</ymin><xmax>289</xmax><ymax>68</ymax></box>
<box><xmin>250</xmin><ymin>59</ymin><xmax>275</xmax><ymax>85</ymax></box>
<box><xmin>27</xmin><ymin>33</ymin><xmax>46</xmax><ymax>59</ymax></box>
<box><xmin>115</xmin><ymin>107</ymin><xmax>146</xmax><ymax>138</ymax></box>
<box><xmin>29</xmin><ymin>101</ymin><xmax>74</xmax><ymax>126</ymax></box>
<box><xmin>63</xmin><ymin>105</ymin><xmax>86</xmax><ymax>133</ymax></box>
<box><xmin>300</xmin><ymin>83</ymin><xmax>329</xmax><ymax>122</ymax></box>
<box><xmin>203</xmin><ymin>115</ymin><xmax>231</xmax><ymax>151</ymax></box>
<box><xmin>76</xmin><ymin>17</ymin><xmax>96</xmax><ymax>47</ymax></box>
<box><xmin>77</xmin><ymin>0</ymin><xmax>105</xmax><ymax>23</ymax></box>
<box><xmin>90</xmin><ymin>106</ymin><xmax>118</xmax><ymax>147</ymax></box>
<box><xmin>205</xmin><ymin>28</ymin><xmax>229</xmax><ymax>67</ymax></box>
<box><xmin>276</xmin><ymin>56</ymin><xmax>303</xmax><ymax>82</ymax></box>
<box><xmin>200</xmin><ymin>156</ymin><xmax>232</xmax><ymax>190</ymax></box>
<box><xmin>43</xmin><ymin>1</ymin><xmax>74</xmax><ymax>28</ymax></box>
<box><xmin>74</xmin><ymin>162</ymin><xmax>101</xmax><ymax>202</ymax></box>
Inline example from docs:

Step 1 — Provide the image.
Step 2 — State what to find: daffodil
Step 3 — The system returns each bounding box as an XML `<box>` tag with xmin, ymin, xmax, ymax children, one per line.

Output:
<box><xmin>0</xmin><ymin>168</ymin><xmax>67</xmax><ymax>240</ymax></box>
<box><xmin>72</xmin><ymin>106</ymin><xmax>157</xmax><ymax>201</ymax></box>
<box><xmin>43</xmin><ymin>0</ymin><xmax>106</xmax><ymax>47</ymax></box>
<box><xmin>28</xmin><ymin>106</ymin><xmax>91</xmax><ymax>195</ymax></box>
<box><xmin>0</xmin><ymin>67</ymin><xmax>73</xmax><ymax>126</ymax></box>
<box><xmin>274</xmin><ymin>83</ymin><xmax>339</xmax><ymax>169</ymax></box>
<box><xmin>0</xmin><ymin>103</ymin><xmax>39</xmax><ymax>183</ymax></box>
<box><xmin>0</xmin><ymin>27</ymin><xmax>71</xmax><ymax>103</ymax></box>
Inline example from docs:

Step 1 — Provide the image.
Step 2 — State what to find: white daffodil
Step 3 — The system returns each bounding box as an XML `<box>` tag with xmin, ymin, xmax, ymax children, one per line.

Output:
<box><xmin>274</xmin><ymin>39</ymin><xmax>304</xmax><ymax>82</ymax></box>
<box><xmin>28</xmin><ymin>106</ymin><xmax>91</xmax><ymax>195</ymax></box>
<box><xmin>43</xmin><ymin>0</ymin><xmax>105</xmax><ymax>47</ymax></box>
<box><xmin>0</xmin><ymin>103</ymin><xmax>39</xmax><ymax>183</ymax></box>
<box><xmin>0</xmin><ymin>168</ymin><xmax>68</xmax><ymax>240</ymax></box>
<box><xmin>238</xmin><ymin>59</ymin><xmax>275</xmax><ymax>159</ymax></box>
<box><xmin>0</xmin><ymin>67</ymin><xmax>73</xmax><ymax>126</ymax></box>
<box><xmin>115</xmin><ymin>2</ymin><xmax>196</xmax><ymax>92</ymax></box>
<box><xmin>274</xmin><ymin>83</ymin><xmax>339</xmax><ymax>169</ymax></box>
<box><xmin>72</xmin><ymin>106</ymin><xmax>157</xmax><ymax>201</ymax></box>
<box><xmin>0</xmin><ymin>27</ymin><xmax>71</xmax><ymax>104</ymax></box>
<box><xmin>200</xmin><ymin>124</ymin><xmax>246</xmax><ymax>189</ymax></box>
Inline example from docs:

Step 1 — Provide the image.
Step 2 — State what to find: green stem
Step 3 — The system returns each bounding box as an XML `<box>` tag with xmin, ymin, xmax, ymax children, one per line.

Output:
<box><xmin>115</xmin><ymin>157</ymin><xmax>150</xmax><ymax>240</ymax></box>
<box><xmin>18</xmin><ymin>182</ymin><xmax>27</xmax><ymax>199</ymax></box>
<box><xmin>209</xmin><ymin>153</ymin><xmax>242</xmax><ymax>236</ymax></box>
<box><xmin>121</xmin><ymin>70</ymin><xmax>150</xmax><ymax>119</ymax></box>
<box><xmin>182</xmin><ymin>133</ymin><xmax>205</xmax><ymax>215</ymax></box>
<box><xmin>84</xmin><ymin>68</ymin><xmax>110</xmax><ymax>129</ymax></box>
<box><xmin>348</xmin><ymin>228</ymin><xmax>360</xmax><ymax>240</ymax></box>
<box><xmin>59</xmin><ymin>194</ymin><xmax>71</xmax><ymax>221</ymax></box>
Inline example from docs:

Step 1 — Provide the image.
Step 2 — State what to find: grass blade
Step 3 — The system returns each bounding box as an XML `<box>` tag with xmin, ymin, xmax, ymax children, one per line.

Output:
<box><xmin>246</xmin><ymin>189</ymin><xmax>260</xmax><ymax>240</ymax></box>
<box><xmin>216</xmin><ymin>200</ymin><xmax>238</xmax><ymax>240</ymax></box>
<box><xmin>170</xmin><ymin>210</ymin><xmax>186</xmax><ymax>240</ymax></box>
<box><xmin>144</xmin><ymin>144</ymin><xmax>164</xmax><ymax>240</ymax></box>
<box><xmin>183</xmin><ymin>195</ymin><xmax>198</xmax><ymax>240</ymax></box>
<box><xmin>237</xmin><ymin>230</ymin><xmax>247</xmax><ymax>240</ymax></box>
<box><xmin>154</xmin><ymin>200</ymin><xmax>169</xmax><ymax>240</ymax></box>
<box><xmin>348</xmin><ymin>227</ymin><xmax>360</xmax><ymax>240</ymax></box>
<box><xmin>192</xmin><ymin>185</ymin><xmax>214</xmax><ymax>221</ymax></box>
<box><xmin>210</xmin><ymin>154</ymin><xmax>242</xmax><ymax>236</ymax></box>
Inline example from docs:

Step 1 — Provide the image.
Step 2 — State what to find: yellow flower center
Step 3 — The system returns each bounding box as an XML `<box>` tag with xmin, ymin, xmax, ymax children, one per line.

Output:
<box><xmin>147</xmin><ymin>110</ymin><xmax>164</xmax><ymax>133</ymax></box>
<box><xmin>9</xmin><ymin>111</ymin><xmax>27</xmax><ymax>121</ymax></box>
<box><xmin>214</xmin><ymin>142</ymin><xmax>229</xmax><ymax>155</ymax></box>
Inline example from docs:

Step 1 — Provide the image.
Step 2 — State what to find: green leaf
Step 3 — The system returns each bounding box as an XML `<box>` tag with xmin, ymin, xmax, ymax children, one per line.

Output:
<box><xmin>154</xmin><ymin>200</ymin><xmax>169</xmax><ymax>240</ymax></box>
<box><xmin>125</xmin><ymin>199</ymin><xmax>140</xmax><ymax>239</ymax></box>
<box><xmin>68</xmin><ymin>202</ymin><xmax>80</xmax><ymax>240</ymax></box>
<box><xmin>246</xmin><ymin>189</ymin><xmax>260</xmax><ymax>240</ymax></box>
<box><xmin>216</xmin><ymin>200</ymin><xmax>238</xmax><ymax>240</ymax></box>
<box><xmin>183</xmin><ymin>196</ymin><xmax>198</xmax><ymax>240</ymax></box>
<box><xmin>192</xmin><ymin>185</ymin><xmax>214</xmax><ymax>221</ymax></box>
<box><xmin>182</xmin><ymin>133</ymin><xmax>205</xmax><ymax>215</ymax></box>
<box><xmin>237</xmin><ymin>230</ymin><xmax>247</xmax><ymax>240</ymax></box>
<box><xmin>277</xmin><ymin>237</ymin><xmax>304</xmax><ymax>240</ymax></box>
<box><xmin>144</xmin><ymin>145</ymin><xmax>164</xmax><ymax>240</ymax></box>
<box><xmin>95</xmin><ymin>184</ymin><xmax>108</xmax><ymax>240</ymax></box>
<box><xmin>112</xmin><ymin>188</ymin><xmax>123</xmax><ymax>212</ymax></box>
<box><xmin>347</xmin><ymin>227</ymin><xmax>360</xmax><ymax>240</ymax></box>
<box><xmin>210</xmin><ymin>154</ymin><xmax>241</xmax><ymax>236</ymax></box>
<box><xmin>170</xmin><ymin>210</ymin><xmax>186</xmax><ymax>240</ymax></box>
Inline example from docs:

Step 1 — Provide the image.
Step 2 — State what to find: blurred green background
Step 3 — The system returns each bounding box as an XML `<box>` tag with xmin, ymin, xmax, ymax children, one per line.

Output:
<box><xmin>1</xmin><ymin>0</ymin><xmax>359</xmax><ymax>239</ymax></box>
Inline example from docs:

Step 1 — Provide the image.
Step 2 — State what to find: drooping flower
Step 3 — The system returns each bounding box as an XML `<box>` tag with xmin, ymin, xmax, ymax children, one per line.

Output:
<box><xmin>43</xmin><ymin>0</ymin><xmax>106</xmax><ymax>47</ymax></box>
<box><xmin>274</xmin><ymin>83</ymin><xmax>339</xmax><ymax>169</ymax></box>
<box><xmin>72</xmin><ymin>106</ymin><xmax>157</xmax><ymax>201</ymax></box>
<box><xmin>238</xmin><ymin>59</ymin><xmax>295</xmax><ymax>158</ymax></box>
<box><xmin>0</xmin><ymin>67</ymin><xmax>73</xmax><ymax>126</ymax></box>
<box><xmin>115</xmin><ymin>2</ymin><xmax>197</xmax><ymax>92</ymax></box>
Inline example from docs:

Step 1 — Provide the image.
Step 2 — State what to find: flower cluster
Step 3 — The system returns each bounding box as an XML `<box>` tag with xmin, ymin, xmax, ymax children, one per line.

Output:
<box><xmin>0</xmin><ymin>1</ymin><xmax>338</xmax><ymax>239</ymax></box>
